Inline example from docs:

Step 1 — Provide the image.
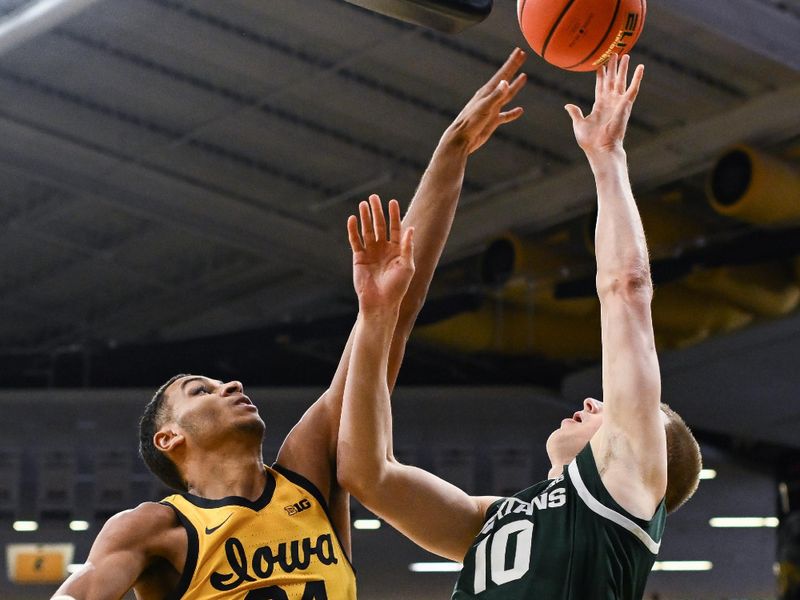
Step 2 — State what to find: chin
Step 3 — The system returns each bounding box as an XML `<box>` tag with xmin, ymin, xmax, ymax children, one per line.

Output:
<box><xmin>237</xmin><ymin>416</ymin><xmax>266</xmax><ymax>438</ymax></box>
<box><xmin>547</xmin><ymin>431</ymin><xmax>586</xmax><ymax>467</ymax></box>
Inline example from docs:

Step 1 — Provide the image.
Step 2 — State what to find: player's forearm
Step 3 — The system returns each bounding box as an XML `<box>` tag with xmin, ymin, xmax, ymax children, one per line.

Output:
<box><xmin>338</xmin><ymin>310</ymin><xmax>400</xmax><ymax>496</ymax></box>
<box><xmin>589</xmin><ymin>148</ymin><xmax>652</xmax><ymax>300</ymax></box>
<box><xmin>397</xmin><ymin>130</ymin><xmax>469</xmax><ymax>324</ymax></box>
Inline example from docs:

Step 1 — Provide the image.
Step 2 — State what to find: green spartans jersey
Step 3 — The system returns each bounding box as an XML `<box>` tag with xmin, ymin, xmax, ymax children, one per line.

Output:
<box><xmin>453</xmin><ymin>444</ymin><xmax>666</xmax><ymax>600</ymax></box>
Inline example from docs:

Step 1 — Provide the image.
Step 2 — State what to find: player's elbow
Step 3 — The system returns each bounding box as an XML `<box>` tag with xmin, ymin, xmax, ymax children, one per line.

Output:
<box><xmin>336</xmin><ymin>448</ymin><xmax>393</xmax><ymax>501</ymax></box>
<box><xmin>597</xmin><ymin>266</ymin><xmax>653</xmax><ymax>305</ymax></box>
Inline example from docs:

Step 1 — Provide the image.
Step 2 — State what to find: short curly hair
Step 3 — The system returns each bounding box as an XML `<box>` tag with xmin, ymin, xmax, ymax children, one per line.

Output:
<box><xmin>661</xmin><ymin>403</ymin><xmax>702</xmax><ymax>513</ymax></box>
<box><xmin>139</xmin><ymin>374</ymin><xmax>189</xmax><ymax>492</ymax></box>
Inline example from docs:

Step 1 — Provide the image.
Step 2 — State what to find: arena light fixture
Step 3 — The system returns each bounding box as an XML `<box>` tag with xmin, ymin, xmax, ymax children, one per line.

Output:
<box><xmin>353</xmin><ymin>519</ymin><xmax>381</xmax><ymax>530</ymax></box>
<box><xmin>12</xmin><ymin>520</ymin><xmax>39</xmax><ymax>532</ymax></box>
<box><xmin>709</xmin><ymin>517</ymin><xmax>779</xmax><ymax>528</ymax></box>
<box><xmin>344</xmin><ymin>0</ymin><xmax>492</xmax><ymax>33</ymax></box>
<box><xmin>0</xmin><ymin>0</ymin><xmax>103</xmax><ymax>56</ymax></box>
<box><xmin>698</xmin><ymin>468</ymin><xmax>717</xmax><ymax>480</ymax></box>
<box><xmin>651</xmin><ymin>561</ymin><xmax>713</xmax><ymax>572</ymax></box>
<box><xmin>409</xmin><ymin>562</ymin><xmax>463</xmax><ymax>573</ymax></box>
<box><xmin>69</xmin><ymin>520</ymin><xmax>90</xmax><ymax>531</ymax></box>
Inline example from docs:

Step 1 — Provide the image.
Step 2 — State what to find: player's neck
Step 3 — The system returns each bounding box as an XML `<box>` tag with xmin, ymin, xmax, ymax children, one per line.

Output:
<box><xmin>183</xmin><ymin>444</ymin><xmax>266</xmax><ymax>501</ymax></box>
<box><xmin>547</xmin><ymin>465</ymin><xmax>564</xmax><ymax>479</ymax></box>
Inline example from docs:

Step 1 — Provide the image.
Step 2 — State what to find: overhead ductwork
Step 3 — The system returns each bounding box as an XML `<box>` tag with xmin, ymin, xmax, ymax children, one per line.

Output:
<box><xmin>651</xmin><ymin>283</ymin><xmax>753</xmax><ymax>349</ymax></box>
<box><xmin>707</xmin><ymin>146</ymin><xmax>800</xmax><ymax>226</ymax></box>
<box><xmin>683</xmin><ymin>263</ymin><xmax>800</xmax><ymax>318</ymax></box>
<box><xmin>498</xmin><ymin>281</ymin><xmax>598</xmax><ymax>318</ymax></box>
<box><xmin>479</xmin><ymin>232</ymin><xmax>588</xmax><ymax>288</ymax></box>
<box><xmin>414</xmin><ymin>302</ymin><xmax>601</xmax><ymax>360</ymax></box>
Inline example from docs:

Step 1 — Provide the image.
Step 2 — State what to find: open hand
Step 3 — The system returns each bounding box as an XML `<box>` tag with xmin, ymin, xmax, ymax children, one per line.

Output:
<box><xmin>448</xmin><ymin>47</ymin><xmax>528</xmax><ymax>155</ymax></box>
<box><xmin>565</xmin><ymin>54</ymin><xmax>644</xmax><ymax>156</ymax></box>
<box><xmin>348</xmin><ymin>195</ymin><xmax>415</xmax><ymax>313</ymax></box>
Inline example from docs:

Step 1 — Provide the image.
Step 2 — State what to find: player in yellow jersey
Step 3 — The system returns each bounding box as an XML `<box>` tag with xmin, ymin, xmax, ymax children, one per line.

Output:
<box><xmin>51</xmin><ymin>48</ymin><xmax>529</xmax><ymax>600</ymax></box>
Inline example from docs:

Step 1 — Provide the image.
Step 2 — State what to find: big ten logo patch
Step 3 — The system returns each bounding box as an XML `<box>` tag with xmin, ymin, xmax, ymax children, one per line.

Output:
<box><xmin>285</xmin><ymin>498</ymin><xmax>312</xmax><ymax>516</ymax></box>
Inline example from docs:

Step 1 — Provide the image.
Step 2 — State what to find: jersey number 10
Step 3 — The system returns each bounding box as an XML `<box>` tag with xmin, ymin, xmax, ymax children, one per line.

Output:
<box><xmin>473</xmin><ymin>521</ymin><xmax>534</xmax><ymax>594</ymax></box>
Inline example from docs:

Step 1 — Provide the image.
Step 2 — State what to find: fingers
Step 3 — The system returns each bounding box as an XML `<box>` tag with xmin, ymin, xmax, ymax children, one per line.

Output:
<box><xmin>488</xmin><ymin>79</ymin><xmax>510</xmax><ymax>104</ymax></box>
<box><xmin>486</xmin><ymin>47</ymin><xmax>527</xmax><ymax>90</ymax></box>
<box><xmin>487</xmin><ymin>71</ymin><xmax>526</xmax><ymax>115</ymax></box>
<box><xmin>507</xmin><ymin>72</ymin><xmax>527</xmax><ymax>99</ymax></box>
<box><xmin>564</xmin><ymin>104</ymin><xmax>584</xmax><ymax>123</ymax></box>
<box><xmin>369</xmin><ymin>194</ymin><xmax>387</xmax><ymax>242</ymax></box>
<box><xmin>616</xmin><ymin>54</ymin><xmax>630</xmax><ymax>93</ymax></box>
<box><xmin>605</xmin><ymin>53</ymin><xmax>618</xmax><ymax>91</ymax></box>
<box><xmin>355</xmin><ymin>195</ymin><xmax>403</xmax><ymax>248</ymax></box>
<box><xmin>595</xmin><ymin>64</ymin><xmax>604</xmax><ymax>100</ymax></box>
<box><xmin>358</xmin><ymin>200</ymin><xmax>374</xmax><ymax>245</ymax></box>
<box><xmin>400</xmin><ymin>226</ymin><xmax>415</xmax><ymax>264</ymax></box>
<box><xmin>347</xmin><ymin>215</ymin><xmax>363</xmax><ymax>254</ymax></box>
<box><xmin>388</xmin><ymin>199</ymin><xmax>402</xmax><ymax>243</ymax></box>
<box><xmin>498</xmin><ymin>106</ymin><xmax>525</xmax><ymax>124</ymax></box>
<box><xmin>625</xmin><ymin>63</ymin><xmax>645</xmax><ymax>101</ymax></box>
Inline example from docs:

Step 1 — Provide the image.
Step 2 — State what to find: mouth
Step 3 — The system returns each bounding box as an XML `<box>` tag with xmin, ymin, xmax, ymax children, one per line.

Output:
<box><xmin>233</xmin><ymin>395</ymin><xmax>255</xmax><ymax>408</ymax></box>
<box><xmin>572</xmin><ymin>411</ymin><xmax>583</xmax><ymax>423</ymax></box>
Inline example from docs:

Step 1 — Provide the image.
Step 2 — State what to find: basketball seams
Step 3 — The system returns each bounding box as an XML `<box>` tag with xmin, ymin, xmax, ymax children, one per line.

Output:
<box><xmin>519</xmin><ymin>0</ymin><xmax>529</xmax><ymax>21</ymax></box>
<box><xmin>541</xmin><ymin>0</ymin><xmax>579</xmax><ymax>58</ymax></box>
<box><xmin>566</xmin><ymin>0</ymin><xmax>622</xmax><ymax>70</ymax></box>
<box><xmin>521</xmin><ymin>0</ymin><xmax>646</xmax><ymax>72</ymax></box>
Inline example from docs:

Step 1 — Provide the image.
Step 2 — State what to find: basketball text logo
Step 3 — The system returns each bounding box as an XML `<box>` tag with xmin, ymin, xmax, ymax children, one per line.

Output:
<box><xmin>592</xmin><ymin>12</ymin><xmax>640</xmax><ymax>67</ymax></box>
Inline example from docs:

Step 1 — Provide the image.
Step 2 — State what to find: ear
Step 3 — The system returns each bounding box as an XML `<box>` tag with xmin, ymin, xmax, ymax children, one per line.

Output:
<box><xmin>154</xmin><ymin>427</ymin><xmax>185</xmax><ymax>454</ymax></box>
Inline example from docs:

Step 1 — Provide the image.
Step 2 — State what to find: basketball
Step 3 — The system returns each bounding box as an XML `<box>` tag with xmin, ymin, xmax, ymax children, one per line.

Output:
<box><xmin>518</xmin><ymin>0</ymin><xmax>646</xmax><ymax>71</ymax></box>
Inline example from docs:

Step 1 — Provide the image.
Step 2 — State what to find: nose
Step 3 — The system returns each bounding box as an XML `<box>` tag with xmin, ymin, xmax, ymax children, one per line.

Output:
<box><xmin>583</xmin><ymin>398</ymin><xmax>600</xmax><ymax>413</ymax></box>
<box><xmin>221</xmin><ymin>380</ymin><xmax>243</xmax><ymax>395</ymax></box>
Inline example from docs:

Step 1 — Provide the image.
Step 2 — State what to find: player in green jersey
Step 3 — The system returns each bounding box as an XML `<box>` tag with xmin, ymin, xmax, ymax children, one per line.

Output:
<box><xmin>338</xmin><ymin>54</ymin><xmax>702</xmax><ymax>599</ymax></box>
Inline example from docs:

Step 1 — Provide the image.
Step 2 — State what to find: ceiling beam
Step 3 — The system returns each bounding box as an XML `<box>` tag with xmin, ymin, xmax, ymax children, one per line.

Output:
<box><xmin>652</xmin><ymin>0</ymin><xmax>800</xmax><ymax>71</ymax></box>
<box><xmin>0</xmin><ymin>116</ymin><xmax>352</xmax><ymax>281</ymax></box>
<box><xmin>448</xmin><ymin>82</ymin><xmax>800</xmax><ymax>256</ymax></box>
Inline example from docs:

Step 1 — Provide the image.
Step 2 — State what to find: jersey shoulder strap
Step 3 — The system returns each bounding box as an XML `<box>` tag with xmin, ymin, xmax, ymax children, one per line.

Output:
<box><xmin>567</xmin><ymin>444</ymin><xmax>666</xmax><ymax>554</ymax></box>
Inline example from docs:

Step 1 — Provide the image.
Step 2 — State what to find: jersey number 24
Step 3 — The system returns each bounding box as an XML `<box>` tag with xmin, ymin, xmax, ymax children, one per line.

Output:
<box><xmin>245</xmin><ymin>580</ymin><xmax>327</xmax><ymax>600</ymax></box>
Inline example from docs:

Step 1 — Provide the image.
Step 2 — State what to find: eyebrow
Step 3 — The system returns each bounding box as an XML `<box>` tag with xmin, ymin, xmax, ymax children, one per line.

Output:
<box><xmin>180</xmin><ymin>376</ymin><xmax>207</xmax><ymax>394</ymax></box>
<box><xmin>179</xmin><ymin>376</ymin><xmax>225</xmax><ymax>394</ymax></box>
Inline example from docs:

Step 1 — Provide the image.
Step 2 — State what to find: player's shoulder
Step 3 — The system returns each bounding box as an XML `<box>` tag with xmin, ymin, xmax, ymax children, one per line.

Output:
<box><xmin>98</xmin><ymin>501</ymin><xmax>181</xmax><ymax>547</ymax></box>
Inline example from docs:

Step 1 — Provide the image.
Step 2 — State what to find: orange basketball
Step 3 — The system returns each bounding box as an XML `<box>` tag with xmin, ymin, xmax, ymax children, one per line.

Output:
<box><xmin>518</xmin><ymin>0</ymin><xmax>646</xmax><ymax>72</ymax></box>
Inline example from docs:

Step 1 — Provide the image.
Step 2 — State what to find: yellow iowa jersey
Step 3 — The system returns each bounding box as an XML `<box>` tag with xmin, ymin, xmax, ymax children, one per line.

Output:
<box><xmin>161</xmin><ymin>464</ymin><xmax>356</xmax><ymax>600</ymax></box>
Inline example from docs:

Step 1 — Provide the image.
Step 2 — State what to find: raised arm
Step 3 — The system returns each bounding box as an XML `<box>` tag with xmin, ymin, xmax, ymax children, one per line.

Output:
<box><xmin>338</xmin><ymin>197</ymin><xmax>494</xmax><ymax>563</ymax></box>
<box><xmin>390</xmin><ymin>46</ymin><xmax>528</xmax><ymax>381</ymax></box>
<box><xmin>277</xmin><ymin>49</ymin><xmax>527</xmax><ymax>511</ymax></box>
<box><xmin>565</xmin><ymin>55</ymin><xmax>666</xmax><ymax>515</ymax></box>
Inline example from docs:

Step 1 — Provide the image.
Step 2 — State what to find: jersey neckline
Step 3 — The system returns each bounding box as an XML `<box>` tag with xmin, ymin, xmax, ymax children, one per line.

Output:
<box><xmin>178</xmin><ymin>467</ymin><xmax>277</xmax><ymax>510</ymax></box>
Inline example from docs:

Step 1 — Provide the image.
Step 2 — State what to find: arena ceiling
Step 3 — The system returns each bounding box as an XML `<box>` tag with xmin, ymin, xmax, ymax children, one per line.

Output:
<box><xmin>0</xmin><ymin>3</ymin><xmax>798</xmax><ymax>599</ymax></box>
<box><xmin>0</xmin><ymin>0</ymin><xmax>798</xmax><ymax>398</ymax></box>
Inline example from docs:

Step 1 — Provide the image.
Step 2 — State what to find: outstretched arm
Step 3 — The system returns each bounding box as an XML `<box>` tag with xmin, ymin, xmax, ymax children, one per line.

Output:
<box><xmin>277</xmin><ymin>49</ymin><xmax>527</xmax><ymax>514</ymax></box>
<box><xmin>339</xmin><ymin>197</ymin><xmax>496</xmax><ymax>562</ymax></box>
<box><xmin>566</xmin><ymin>55</ymin><xmax>666</xmax><ymax>516</ymax></box>
<box><xmin>390</xmin><ymin>46</ymin><xmax>528</xmax><ymax>383</ymax></box>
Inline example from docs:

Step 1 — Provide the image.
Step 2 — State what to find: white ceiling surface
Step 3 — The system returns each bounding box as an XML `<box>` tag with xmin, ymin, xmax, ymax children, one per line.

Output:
<box><xmin>0</xmin><ymin>386</ymin><xmax>780</xmax><ymax>599</ymax></box>
<box><xmin>0</xmin><ymin>0</ymin><xmax>797</xmax><ymax>350</ymax></box>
